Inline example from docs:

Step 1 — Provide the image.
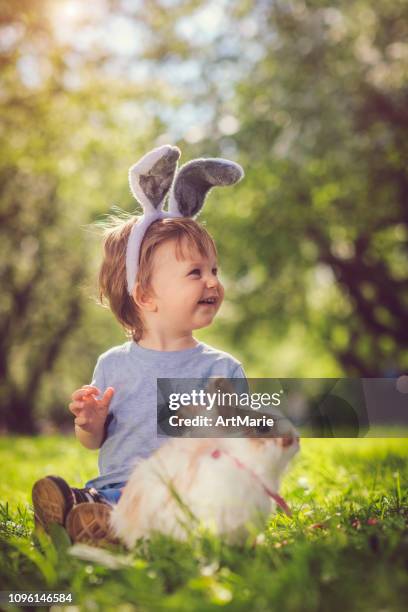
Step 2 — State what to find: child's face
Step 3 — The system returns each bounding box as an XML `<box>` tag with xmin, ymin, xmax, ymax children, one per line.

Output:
<box><xmin>140</xmin><ymin>239</ymin><xmax>224</xmax><ymax>334</ymax></box>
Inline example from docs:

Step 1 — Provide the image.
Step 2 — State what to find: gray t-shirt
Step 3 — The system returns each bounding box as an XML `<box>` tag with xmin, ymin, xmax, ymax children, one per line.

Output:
<box><xmin>85</xmin><ymin>340</ymin><xmax>247</xmax><ymax>489</ymax></box>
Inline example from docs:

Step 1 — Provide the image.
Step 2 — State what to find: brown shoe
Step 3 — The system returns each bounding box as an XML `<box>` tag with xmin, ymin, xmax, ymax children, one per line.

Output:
<box><xmin>65</xmin><ymin>502</ymin><xmax>119</xmax><ymax>546</ymax></box>
<box><xmin>32</xmin><ymin>476</ymin><xmax>109</xmax><ymax>534</ymax></box>
<box><xmin>32</xmin><ymin>476</ymin><xmax>75</xmax><ymax>532</ymax></box>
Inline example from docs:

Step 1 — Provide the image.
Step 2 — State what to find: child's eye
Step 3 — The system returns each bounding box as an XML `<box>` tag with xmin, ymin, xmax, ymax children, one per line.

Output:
<box><xmin>212</xmin><ymin>268</ymin><xmax>218</xmax><ymax>275</ymax></box>
<box><xmin>189</xmin><ymin>269</ymin><xmax>201</xmax><ymax>276</ymax></box>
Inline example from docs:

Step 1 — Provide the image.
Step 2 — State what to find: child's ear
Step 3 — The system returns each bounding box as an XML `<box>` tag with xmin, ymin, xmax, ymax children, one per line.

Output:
<box><xmin>133</xmin><ymin>282</ymin><xmax>157</xmax><ymax>312</ymax></box>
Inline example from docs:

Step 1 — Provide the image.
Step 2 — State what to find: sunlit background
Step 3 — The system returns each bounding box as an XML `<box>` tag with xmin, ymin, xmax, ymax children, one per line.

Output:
<box><xmin>1</xmin><ymin>0</ymin><xmax>407</xmax><ymax>432</ymax></box>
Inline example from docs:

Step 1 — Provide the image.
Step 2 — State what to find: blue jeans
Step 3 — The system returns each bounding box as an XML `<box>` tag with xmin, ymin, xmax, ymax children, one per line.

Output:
<box><xmin>94</xmin><ymin>481</ymin><xmax>127</xmax><ymax>504</ymax></box>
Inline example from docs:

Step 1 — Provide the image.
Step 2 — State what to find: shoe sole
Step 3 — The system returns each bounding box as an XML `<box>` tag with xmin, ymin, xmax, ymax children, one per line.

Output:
<box><xmin>32</xmin><ymin>476</ymin><xmax>74</xmax><ymax>532</ymax></box>
<box><xmin>66</xmin><ymin>502</ymin><xmax>118</xmax><ymax>546</ymax></box>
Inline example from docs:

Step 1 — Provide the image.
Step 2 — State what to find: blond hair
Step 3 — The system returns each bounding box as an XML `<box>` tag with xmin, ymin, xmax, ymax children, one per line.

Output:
<box><xmin>97</xmin><ymin>212</ymin><xmax>217</xmax><ymax>342</ymax></box>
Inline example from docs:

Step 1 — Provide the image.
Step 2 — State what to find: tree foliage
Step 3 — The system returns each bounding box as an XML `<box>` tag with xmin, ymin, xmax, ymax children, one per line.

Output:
<box><xmin>231</xmin><ymin>0</ymin><xmax>408</xmax><ymax>375</ymax></box>
<box><xmin>0</xmin><ymin>0</ymin><xmax>165</xmax><ymax>431</ymax></box>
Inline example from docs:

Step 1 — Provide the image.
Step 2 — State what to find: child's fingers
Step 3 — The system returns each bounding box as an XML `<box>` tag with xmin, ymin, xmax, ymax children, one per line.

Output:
<box><xmin>74</xmin><ymin>415</ymin><xmax>88</xmax><ymax>426</ymax></box>
<box><xmin>69</xmin><ymin>398</ymin><xmax>95</xmax><ymax>416</ymax></box>
<box><xmin>98</xmin><ymin>387</ymin><xmax>115</xmax><ymax>410</ymax></box>
<box><xmin>69</xmin><ymin>402</ymin><xmax>91</xmax><ymax>417</ymax></box>
<box><xmin>69</xmin><ymin>402</ymin><xmax>84</xmax><ymax>416</ymax></box>
<box><xmin>71</xmin><ymin>387</ymin><xmax>100</xmax><ymax>401</ymax></box>
<box><xmin>71</xmin><ymin>386</ymin><xmax>100</xmax><ymax>401</ymax></box>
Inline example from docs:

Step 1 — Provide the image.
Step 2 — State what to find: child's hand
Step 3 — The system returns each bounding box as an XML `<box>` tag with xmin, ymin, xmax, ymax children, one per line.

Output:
<box><xmin>69</xmin><ymin>385</ymin><xmax>115</xmax><ymax>433</ymax></box>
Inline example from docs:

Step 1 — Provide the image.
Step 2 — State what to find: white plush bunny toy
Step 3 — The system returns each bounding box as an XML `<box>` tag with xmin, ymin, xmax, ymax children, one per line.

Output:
<box><xmin>110</xmin><ymin>377</ymin><xmax>299</xmax><ymax>548</ymax></box>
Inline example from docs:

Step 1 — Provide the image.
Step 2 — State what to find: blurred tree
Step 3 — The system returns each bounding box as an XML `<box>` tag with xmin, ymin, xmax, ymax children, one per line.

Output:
<box><xmin>0</xmin><ymin>0</ymin><xmax>85</xmax><ymax>433</ymax></box>
<box><xmin>231</xmin><ymin>0</ymin><xmax>408</xmax><ymax>375</ymax></box>
<box><xmin>0</xmin><ymin>0</ymin><xmax>166</xmax><ymax>432</ymax></box>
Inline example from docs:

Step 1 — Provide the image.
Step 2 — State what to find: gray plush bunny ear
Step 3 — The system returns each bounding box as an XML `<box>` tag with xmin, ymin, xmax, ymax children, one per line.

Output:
<box><xmin>128</xmin><ymin>144</ymin><xmax>181</xmax><ymax>214</ymax></box>
<box><xmin>168</xmin><ymin>158</ymin><xmax>244</xmax><ymax>217</ymax></box>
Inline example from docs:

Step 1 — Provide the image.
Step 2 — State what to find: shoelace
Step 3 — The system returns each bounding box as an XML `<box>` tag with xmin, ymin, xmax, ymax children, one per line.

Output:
<box><xmin>211</xmin><ymin>448</ymin><xmax>292</xmax><ymax>516</ymax></box>
<box><xmin>71</xmin><ymin>487</ymin><xmax>106</xmax><ymax>505</ymax></box>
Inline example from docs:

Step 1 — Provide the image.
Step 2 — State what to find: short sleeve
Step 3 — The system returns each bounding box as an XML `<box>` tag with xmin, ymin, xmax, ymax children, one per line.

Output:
<box><xmin>90</xmin><ymin>357</ymin><xmax>114</xmax><ymax>420</ymax></box>
<box><xmin>231</xmin><ymin>363</ymin><xmax>250</xmax><ymax>395</ymax></box>
<box><xmin>232</xmin><ymin>363</ymin><xmax>246</xmax><ymax>378</ymax></box>
<box><xmin>91</xmin><ymin>356</ymin><xmax>114</xmax><ymax>446</ymax></box>
<box><xmin>90</xmin><ymin>357</ymin><xmax>106</xmax><ymax>397</ymax></box>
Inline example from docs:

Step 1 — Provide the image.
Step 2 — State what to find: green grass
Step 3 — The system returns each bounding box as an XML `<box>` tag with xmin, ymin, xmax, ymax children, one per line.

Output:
<box><xmin>1</xmin><ymin>436</ymin><xmax>407</xmax><ymax>611</ymax></box>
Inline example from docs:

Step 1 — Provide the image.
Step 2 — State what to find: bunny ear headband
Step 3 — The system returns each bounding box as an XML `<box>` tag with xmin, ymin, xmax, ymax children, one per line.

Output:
<box><xmin>125</xmin><ymin>144</ymin><xmax>244</xmax><ymax>296</ymax></box>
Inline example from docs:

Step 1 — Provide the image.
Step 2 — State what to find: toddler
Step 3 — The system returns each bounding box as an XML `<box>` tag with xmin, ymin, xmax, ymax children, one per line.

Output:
<box><xmin>32</xmin><ymin>145</ymin><xmax>246</xmax><ymax>545</ymax></box>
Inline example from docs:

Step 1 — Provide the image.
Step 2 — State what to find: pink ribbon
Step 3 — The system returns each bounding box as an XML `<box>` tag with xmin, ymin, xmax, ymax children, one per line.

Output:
<box><xmin>211</xmin><ymin>448</ymin><xmax>292</xmax><ymax>517</ymax></box>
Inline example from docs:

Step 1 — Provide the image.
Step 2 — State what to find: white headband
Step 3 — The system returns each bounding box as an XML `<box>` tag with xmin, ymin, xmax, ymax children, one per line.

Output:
<box><xmin>125</xmin><ymin>144</ymin><xmax>244</xmax><ymax>296</ymax></box>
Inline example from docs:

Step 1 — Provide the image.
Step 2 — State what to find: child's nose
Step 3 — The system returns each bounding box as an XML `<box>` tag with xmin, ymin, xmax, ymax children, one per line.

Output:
<box><xmin>206</xmin><ymin>276</ymin><xmax>217</xmax><ymax>288</ymax></box>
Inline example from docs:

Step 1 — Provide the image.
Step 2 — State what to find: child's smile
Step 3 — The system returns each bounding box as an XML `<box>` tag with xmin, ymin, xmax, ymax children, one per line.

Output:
<box><xmin>136</xmin><ymin>238</ymin><xmax>224</xmax><ymax>335</ymax></box>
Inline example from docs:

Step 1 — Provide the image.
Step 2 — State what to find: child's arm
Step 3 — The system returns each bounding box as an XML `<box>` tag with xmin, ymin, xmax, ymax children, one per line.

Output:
<box><xmin>75</xmin><ymin>424</ymin><xmax>104</xmax><ymax>450</ymax></box>
<box><xmin>69</xmin><ymin>385</ymin><xmax>115</xmax><ymax>450</ymax></box>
